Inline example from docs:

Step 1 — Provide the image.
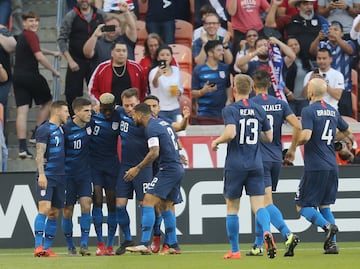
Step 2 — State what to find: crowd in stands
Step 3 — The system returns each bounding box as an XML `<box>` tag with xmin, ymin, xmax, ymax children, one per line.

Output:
<box><xmin>1</xmin><ymin>0</ymin><xmax>360</xmax><ymax>169</ymax></box>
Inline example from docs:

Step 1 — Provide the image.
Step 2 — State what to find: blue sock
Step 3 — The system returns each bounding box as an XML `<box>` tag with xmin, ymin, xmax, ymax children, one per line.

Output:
<box><xmin>267</xmin><ymin>204</ymin><xmax>291</xmax><ymax>240</ymax></box>
<box><xmin>256</xmin><ymin>208</ymin><xmax>271</xmax><ymax>234</ymax></box>
<box><xmin>80</xmin><ymin>213</ymin><xmax>91</xmax><ymax>247</ymax></box>
<box><xmin>92</xmin><ymin>207</ymin><xmax>104</xmax><ymax>243</ymax></box>
<box><xmin>34</xmin><ymin>213</ymin><xmax>46</xmax><ymax>248</ymax></box>
<box><xmin>140</xmin><ymin>206</ymin><xmax>155</xmax><ymax>245</ymax></box>
<box><xmin>44</xmin><ymin>219</ymin><xmax>57</xmax><ymax>250</ymax></box>
<box><xmin>61</xmin><ymin>216</ymin><xmax>74</xmax><ymax>249</ymax></box>
<box><xmin>107</xmin><ymin>212</ymin><xmax>117</xmax><ymax>247</ymax></box>
<box><xmin>320</xmin><ymin>208</ymin><xmax>336</xmax><ymax>241</ymax></box>
<box><xmin>162</xmin><ymin>210</ymin><xmax>177</xmax><ymax>246</ymax></box>
<box><xmin>226</xmin><ymin>214</ymin><xmax>239</xmax><ymax>253</ymax></box>
<box><xmin>116</xmin><ymin>206</ymin><xmax>132</xmax><ymax>241</ymax></box>
<box><xmin>300</xmin><ymin>207</ymin><xmax>328</xmax><ymax>229</ymax></box>
<box><xmin>153</xmin><ymin>214</ymin><xmax>163</xmax><ymax>236</ymax></box>
<box><xmin>254</xmin><ymin>218</ymin><xmax>264</xmax><ymax>247</ymax></box>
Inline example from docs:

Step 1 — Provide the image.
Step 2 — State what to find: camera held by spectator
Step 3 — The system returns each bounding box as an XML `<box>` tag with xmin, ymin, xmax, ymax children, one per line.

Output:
<box><xmin>335</xmin><ymin>135</ymin><xmax>360</xmax><ymax>165</ymax></box>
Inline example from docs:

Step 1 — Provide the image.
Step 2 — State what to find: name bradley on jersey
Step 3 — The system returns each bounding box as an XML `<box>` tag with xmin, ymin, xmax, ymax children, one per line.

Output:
<box><xmin>316</xmin><ymin>109</ymin><xmax>336</xmax><ymax>117</ymax></box>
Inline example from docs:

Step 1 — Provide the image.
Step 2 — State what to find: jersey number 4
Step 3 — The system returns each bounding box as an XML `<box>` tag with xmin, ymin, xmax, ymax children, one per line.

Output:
<box><xmin>321</xmin><ymin>119</ymin><xmax>333</xmax><ymax>145</ymax></box>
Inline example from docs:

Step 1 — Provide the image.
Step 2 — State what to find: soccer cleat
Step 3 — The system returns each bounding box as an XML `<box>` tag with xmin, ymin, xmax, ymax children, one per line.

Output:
<box><xmin>151</xmin><ymin>235</ymin><xmax>161</xmax><ymax>253</ymax></box>
<box><xmin>159</xmin><ymin>244</ymin><xmax>181</xmax><ymax>255</ymax></box>
<box><xmin>223</xmin><ymin>251</ymin><xmax>242</xmax><ymax>259</ymax></box>
<box><xmin>18</xmin><ymin>149</ymin><xmax>33</xmax><ymax>159</ymax></box>
<box><xmin>105</xmin><ymin>246</ymin><xmax>115</xmax><ymax>256</ymax></box>
<box><xmin>126</xmin><ymin>244</ymin><xmax>152</xmax><ymax>255</ymax></box>
<box><xmin>324</xmin><ymin>224</ymin><xmax>338</xmax><ymax>251</ymax></box>
<box><xmin>284</xmin><ymin>233</ymin><xmax>300</xmax><ymax>257</ymax></box>
<box><xmin>34</xmin><ymin>246</ymin><xmax>44</xmax><ymax>257</ymax></box>
<box><xmin>68</xmin><ymin>247</ymin><xmax>77</xmax><ymax>256</ymax></box>
<box><xmin>43</xmin><ymin>248</ymin><xmax>58</xmax><ymax>257</ymax></box>
<box><xmin>79</xmin><ymin>246</ymin><xmax>91</xmax><ymax>256</ymax></box>
<box><xmin>96</xmin><ymin>242</ymin><xmax>106</xmax><ymax>256</ymax></box>
<box><xmin>245</xmin><ymin>246</ymin><xmax>263</xmax><ymax>256</ymax></box>
<box><xmin>264</xmin><ymin>232</ymin><xmax>277</xmax><ymax>259</ymax></box>
<box><xmin>324</xmin><ymin>241</ymin><xmax>339</xmax><ymax>255</ymax></box>
<box><xmin>115</xmin><ymin>240</ymin><xmax>134</xmax><ymax>255</ymax></box>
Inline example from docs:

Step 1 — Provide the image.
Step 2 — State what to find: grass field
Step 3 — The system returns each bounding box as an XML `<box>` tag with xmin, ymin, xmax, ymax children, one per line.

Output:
<box><xmin>0</xmin><ymin>242</ymin><xmax>358</xmax><ymax>269</ymax></box>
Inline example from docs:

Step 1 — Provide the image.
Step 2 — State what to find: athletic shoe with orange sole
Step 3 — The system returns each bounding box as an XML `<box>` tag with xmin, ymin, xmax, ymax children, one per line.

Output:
<box><xmin>34</xmin><ymin>246</ymin><xmax>44</xmax><ymax>257</ymax></box>
<box><xmin>223</xmin><ymin>251</ymin><xmax>241</xmax><ymax>259</ymax></box>
<box><xmin>151</xmin><ymin>235</ymin><xmax>161</xmax><ymax>253</ymax></box>
<box><xmin>264</xmin><ymin>231</ymin><xmax>277</xmax><ymax>259</ymax></box>
<box><xmin>43</xmin><ymin>248</ymin><xmax>58</xmax><ymax>257</ymax></box>
<box><xmin>96</xmin><ymin>242</ymin><xmax>106</xmax><ymax>256</ymax></box>
<box><xmin>105</xmin><ymin>246</ymin><xmax>115</xmax><ymax>256</ymax></box>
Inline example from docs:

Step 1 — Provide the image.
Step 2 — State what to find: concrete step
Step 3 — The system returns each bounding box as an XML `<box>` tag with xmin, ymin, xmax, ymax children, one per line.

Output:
<box><xmin>24</xmin><ymin>0</ymin><xmax>59</xmax><ymax>17</ymax></box>
<box><xmin>7</xmin><ymin>146</ymin><xmax>37</xmax><ymax>172</ymax></box>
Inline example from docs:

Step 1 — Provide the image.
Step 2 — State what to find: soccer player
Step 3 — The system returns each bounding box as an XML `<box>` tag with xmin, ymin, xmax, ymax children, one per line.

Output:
<box><xmin>295</xmin><ymin>78</ymin><xmax>351</xmax><ymax>254</ymax></box>
<box><xmin>250</xmin><ymin>70</ymin><xmax>301</xmax><ymax>256</ymax></box>
<box><xmin>33</xmin><ymin>100</ymin><xmax>69</xmax><ymax>257</ymax></box>
<box><xmin>114</xmin><ymin>88</ymin><xmax>152</xmax><ymax>255</ymax></box>
<box><xmin>62</xmin><ymin>97</ymin><xmax>93</xmax><ymax>256</ymax></box>
<box><xmin>143</xmin><ymin>95</ymin><xmax>189</xmax><ymax>254</ymax></box>
<box><xmin>90</xmin><ymin>93</ymin><xmax>121</xmax><ymax>256</ymax></box>
<box><xmin>125</xmin><ymin>103</ymin><xmax>184</xmax><ymax>255</ymax></box>
<box><xmin>211</xmin><ymin>74</ymin><xmax>276</xmax><ymax>259</ymax></box>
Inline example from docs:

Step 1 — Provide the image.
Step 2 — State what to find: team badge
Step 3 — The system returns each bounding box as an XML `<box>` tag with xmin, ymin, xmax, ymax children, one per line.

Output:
<box><xmin>219</xmin><ymin>71</ymin><xmax>225</xmax><ymax>79</ymax></box>
<box><xmin>112</xmin><ymin>122</ymin><xmax>119</xmax><ymax>130</ymax></box>
<box><xmin>311</xmin><ymin>19</ymin><xmax>318</xmax><ymax>26</ymax></box>
<box><xmin>86</xmin><ymin>126</ymin><xmax>92</xmax><ymax>135</ymax></box>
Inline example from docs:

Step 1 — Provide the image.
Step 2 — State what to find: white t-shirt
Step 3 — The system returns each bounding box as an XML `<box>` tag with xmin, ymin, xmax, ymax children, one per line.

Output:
<box><xmin>192</xmin><ymin>26</ymin><xmax>227</xmax><ymax>42</ymax></box>
<box><xmin>303</xmin><ymin>68</ymin><xmax>344</xmax><ymax>110</ymax></box>
<box><xmin>350</xmin><ymin>14</ymin><xmax>360</xmax><ymax>44</ymax></box>
<box><xmin>149</xmin><ymin>66</ymin><xmax>183</xmax><ymax>111</ymax></box>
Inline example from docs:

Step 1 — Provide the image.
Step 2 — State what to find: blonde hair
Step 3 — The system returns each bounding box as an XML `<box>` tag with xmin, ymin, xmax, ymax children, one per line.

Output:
<box><xmin>233</xmin><ymin>74</ymin><xmax>253</xmax><ymax>95</ymax></box>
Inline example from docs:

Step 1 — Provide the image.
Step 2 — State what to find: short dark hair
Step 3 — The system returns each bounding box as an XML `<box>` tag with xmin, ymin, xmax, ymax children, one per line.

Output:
<box><xmin>121</xmin><ymin>88</ymin><xmax>139</xmax><ymax>100</ymax></box>
<box><xmin>199</xmin><ymin>4</ymin><xmax>217</xmax><ymax>19</ymax></box>
<box><xmin>51</xmin><ymin>100</ymin><xmax>68</xmax><ymax>113</ymax></box>
<box><xmin>318</xmin><ymin>47</ymin><xmax>332</xmax><ymax>57</ymax></box>
<box><xmin>22</xmin><ymin>11</ymin><xmax>39</xmax><ymax>21</ymax></box>
<box><xmin>72</xmin><ymin>97</ymin><xmax>91</xmax><ymax>111</ymax></box>
<box><xmin>143</xmin><ymin>95</ymin><xmax>160</xmax><ymax>103</ymax></box>
<box><xmin>330</xmin><ymin>20</ymin><xmax>343</xmax><ymax>32</ymax></box>
<box><xmin>204</xmin><ymin>40</ymin><xmax>222</xmax><ymax>55</ymax></box>
<box><xmin>111</xmin><ymin>40</ymin><xmax>128</xmax><ymax>51</ymax></box>
<box><xmin>134</xmin><ymin>103</ymin><xmax>151</xmax><ymax>115</ymax></box>
<box><xmin>253</xmin><ymin>70</ymin><xmax>271</xmax><ymax>89</ymax></box>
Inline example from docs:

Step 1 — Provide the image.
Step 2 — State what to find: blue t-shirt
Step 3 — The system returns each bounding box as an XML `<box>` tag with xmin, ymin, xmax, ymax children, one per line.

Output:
<box><xmin>223</xmin><ymin>99</ymin><xmax>271</xmax><ymax>171</ymax></box>
<box><xmin>192</xmin><ymin>62</ymin><xmax>230</xmax><ymax>118</ymax></box>
<box><xmin>301</xmin><ymin>100</ymin><xmax>349</xmax><ymax>171</ymax></box>
<box><xmin>146</xmin><ymin>0</ymin><xmax>176</xmax><ymax>22</ymax></box>
<box><xmin>118</xmin><ymin>106</ymin><xmax>149</xmax><ymax>166</ymax></box>
<box><xmin>35</xmin><ymin>121</ymin><xmax>66</xmax><ymax>176</ymax></box>
<box><xmin>90</xmin><ymin>110</ymin><xmax>121</xmax><ymax>163</ymax></box>
<box><xmin>63</xmin><ymin>119</ymin><xmax>92</xmax><ymax>175</ymax></box>
<box><xmin>145</xmin><ymin>118</ymin><xmax>182</xmax><ymax>168</ymax></box>
<box><xmin>251</xmin><ymin>93</ymin><xmax>293</xmax><ymax>162</ymax></box>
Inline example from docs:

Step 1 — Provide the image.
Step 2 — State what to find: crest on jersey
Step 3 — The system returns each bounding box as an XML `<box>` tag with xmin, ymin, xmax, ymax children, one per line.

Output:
<box><xmin>219</xmin><ymin>71</ymin><xmax>225</xmax><ymax>79</ymax></box>
<box><xmin>112</xmin><ymin>122</ymin><xmax>119</xmax><ymax>130</ymax></box>
<box><xmin>86</xmin><ymin>126</ymin><xmax>92</xmax><ymax>135</ymax></box>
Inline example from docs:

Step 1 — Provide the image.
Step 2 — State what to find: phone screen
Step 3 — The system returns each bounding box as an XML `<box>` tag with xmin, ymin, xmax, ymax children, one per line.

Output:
<box><xmin>102</xmin><ymin>25</ymin><xmax>116</xmax><ymax>32</ymax></box>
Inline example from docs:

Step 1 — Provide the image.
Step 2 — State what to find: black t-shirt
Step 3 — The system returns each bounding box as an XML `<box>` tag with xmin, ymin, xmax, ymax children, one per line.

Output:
<box><xmin>111</xmin><ymin>66</ymin><xmax>131</xmax><ymax>105</ymax></box>
<box><xmin>0</xmin><ymin>28</ymin><xmax>12</xmax><ymax>85</ymax></box>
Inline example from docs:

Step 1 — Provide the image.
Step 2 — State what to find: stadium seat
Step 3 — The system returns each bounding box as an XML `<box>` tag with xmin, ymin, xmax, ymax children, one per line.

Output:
<box><xmin>175</xmin><ymin>19</ymin><xmax>193</xmax><ymax>48</ymax></box>
<box><xmin>180</xmin><ymin>70</ymin><xmax>192</xmax><ymax>100</ymax></box>
<box><xmin>138</xmin><ymin>0</ymin><xmax>148</xmax><ymax>21</ymax></box>
<box><xmin>0</xmin><ymin>103</ymin><xmax>3</xmax><ymax>128</ymax></box>
<box><xmin>134</xmin><ymin>44</ymin><xmax>144</xmax><ymax>63</ymax></box>
<box><xmin>136</xmin><ymin>20</ymin><xmax>148</xmax><ymax>46</ymax></box>
<box><xmin>169</xmin><ymin>44</ymin><xmax>192</xmax><ymax>74</ymax></box>
<box><xmin>351</xmin><ymin>69</ymin><xmax>358</xmax><ymax>120</ymax></box>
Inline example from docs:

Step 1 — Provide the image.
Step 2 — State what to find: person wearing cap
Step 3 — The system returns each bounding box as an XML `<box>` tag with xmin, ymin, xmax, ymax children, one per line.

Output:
<box><xmin>309</xmin><ymin>20</ymin><xmax>355</xmax><ymax>117</ymax></box>
<box><xmin>88</xmin><ymin>41</ymin><xmax>146</xmax><ymax>106</ymax></box>
<box><xmin>317</xmin><ymin>0</ymin><xmax>359</xmax><ymax>40</ymax></box>
<box><xmin>89</xmin><ymin>92</ymin><xmax>121</xmax><ymax>256</ymax></box>
<box><xmin>266</xmin><ymin>0</ymin><xmax>328</xmax><ymax>70</ymax></box>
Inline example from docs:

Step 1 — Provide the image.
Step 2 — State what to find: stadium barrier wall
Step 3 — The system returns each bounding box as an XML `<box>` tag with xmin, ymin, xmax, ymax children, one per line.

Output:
<box><xmin>1</xmin><ymin>166</ymin><xmax>360</xmax><ymax>248</ymax></box>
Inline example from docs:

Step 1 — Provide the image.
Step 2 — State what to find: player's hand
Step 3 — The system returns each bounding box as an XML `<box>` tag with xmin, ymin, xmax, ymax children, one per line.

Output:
<box><xmin>38</xmin><ymin>174</ymin><xmax>48</xmax><ymax>190</ymax></box>
<box><xmin>124</xmin><ymin>166</ymin><xmax>140</xmax><ymax>181</ymax></box>
<box><xmin>284</xmin><ymin>149</ymin><xmax>295</xmax><ymax>163</ymax></box>
<box><xmin>211</xmin><ymin>141</ymin><xmax>219</xmax><ymax>151</ymax></box>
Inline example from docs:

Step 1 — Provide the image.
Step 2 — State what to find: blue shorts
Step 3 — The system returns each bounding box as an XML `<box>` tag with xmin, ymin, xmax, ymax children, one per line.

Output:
<box><xmin>91</xmin><ymin>158</ymin><xmax>120</xmax><ymax>190</ymax></box>
<box><xmin>65</xmin><ymin>174</ymin><xmax>92</xmax><ymax>205</ymax></box>
<box><xmin>295</xmin><ymin>170</ymin><xmax>338</xmax><ymax>207</ymax></box>
<box><xmin>146</xmin><ymin>165</ymin><xmax>184</xmax><ymax>202</ymax></box>
<box><xmin>36</xmin><ymin>175</ymin><xmax>65</xmax><ymax>209</ymax></box>
<box><xmin>263</xmin><ymin>161</ymin><xmax>281</xmax><ymax>191</ymax></box>
<box><xmin>224</xmin><ymin>169</ymin><xmax>265</xmax><ymax>199</ymax></box>
<box><xmin>116</xmin><ymin>164</ymin><xmax>152</xmax><ymax>201</ymax></box>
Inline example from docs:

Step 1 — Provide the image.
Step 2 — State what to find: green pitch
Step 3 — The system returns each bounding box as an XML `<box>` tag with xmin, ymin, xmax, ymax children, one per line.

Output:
<box><xmin>0</xmin><ymin>242</ymin><xmax>358</xmax><ymax>269</ymax></box>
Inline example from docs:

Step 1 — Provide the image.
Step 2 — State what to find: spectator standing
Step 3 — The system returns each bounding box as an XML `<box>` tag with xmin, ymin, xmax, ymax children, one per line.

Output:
<box><xmin>140</xmin><ymin>0</ymin><xmax>176</xmax><ymax>45</ymax></box>
<box><xmin>192</xmin><ymin>13</ymin><xmax>233</xmax><ymax>66</ymax></box>
<box><xmin>0</xmin><ymin>0</ymin><xmax>11</xmax><ymax>26</ymax></box>
<box><xmin>149</xmin><ymin>45</ymin><xmax>183</xmax><ymax>124</ymax></box>
<box><xmin>309</xmin><ymin>21</ymin><xmax>355</xmax><ymax>117</ymax></box>
<box><xmin>33</xmin><ymin>100</ymin><xmax>70</xmax><ymax>257</ymax></box>
<box><xmin>88</xmin><ymin>41</ymin><xmax>146</xmax><ymax>105</ymax></box>
<box><xmin>83</xmin><ymin>4</ymin><xmax>137</xmax><ymax>69</ymax></box>
<box><xmin>295</xmin><ymin>77</ymin><xmax>351</xmax><ymax>254</ymax></box>
<box><xmin>192</xmin><ymin>40</ymin><xmax>231</xmax><ymax>124</ymax></box>
<box><xmin>57</xmin><ymin>0</ymin><xmax>106</xmax><ymax>115</ymax></box>
<box><xmin>211</xmin><ymin>74</ymin><xmax>276</xmax><ymax>259</ymax></box>
<box><xmin>233</xmin><ymin>29</ymin><xmax>259</xmax><ymax>74</ymax></box>
<box><xmin>13</xmin><ymin>12</ymin><xmax>60</xmax><ymax>159</ymax></box>
<box><xmin>195</xmin><ymin>0</ymin><xmax>229</xmax><ymax>29</ymax></box>
<box><xmin>335</xmin><ymin>135</ymin><xmax>360</xmax><ymax>165</ymax></box>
